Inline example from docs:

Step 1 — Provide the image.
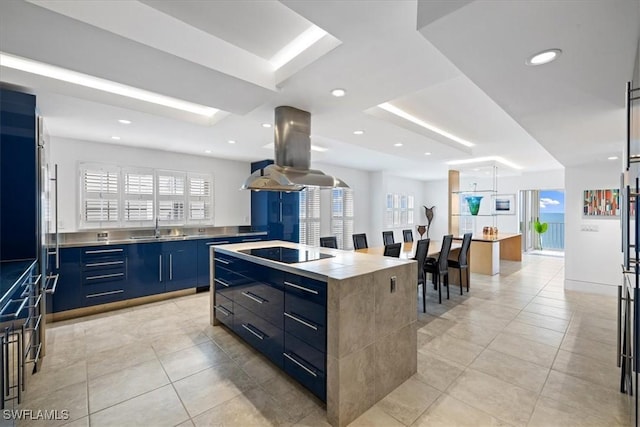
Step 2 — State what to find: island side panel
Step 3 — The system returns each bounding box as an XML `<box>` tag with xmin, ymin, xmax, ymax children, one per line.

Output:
<box><xmin>326</xmin><ymin>262</ymin><xmax>417</xmax><ymax>427</ymax></box>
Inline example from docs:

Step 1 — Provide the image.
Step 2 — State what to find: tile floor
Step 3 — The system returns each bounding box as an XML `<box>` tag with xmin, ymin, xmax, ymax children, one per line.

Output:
<box><xmin>17</xmin><ymin>254</ymin><xmax>632</xmax><ymax>426</ymax></box>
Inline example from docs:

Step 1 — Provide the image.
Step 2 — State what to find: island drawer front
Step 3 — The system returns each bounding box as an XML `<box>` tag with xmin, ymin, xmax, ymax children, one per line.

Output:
<box><xmin>283</xmin><ymin>305</ymin><xmax>326</xmax><ymax>352</ymax></box>
<box><xmin>282</xmin><ymin>273</ymin><xmax>326</xmax><ymax>307</ymax></box>
<box><xmin>283</xmin><ymin>332</ymin><xmax>326</xmax><ymax>400</ymax></box>
<box><xmin>214</xmin><ymin>266</ymin><xmax>250</xmax><ymax>300</ymax></box>
<box><xmin>247</xmin><ymin>264</ymin><xmax>285</xmax><ymax>289</ymax></box>
<box><xmin>215</xmin><ymin>253</ymin><xmax>251</xmax><ymax>276</ymax></box>
<box><xmin>234</xmin><ymin>304</ymin><xmax>283</xmax><ymax>368</ymax></box>
<box><xmin>214</xmin><ymin>292</ymin><xmax>233</xmax><ymax>329</ymax></box>
<box><xmin>234</xmin><ymin>281</ymin><xmax>283</xmax><ymax>328</ymax></box>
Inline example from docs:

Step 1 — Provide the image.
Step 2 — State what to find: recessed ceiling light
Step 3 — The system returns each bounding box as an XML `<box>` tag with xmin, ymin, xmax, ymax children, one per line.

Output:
<box><xmin>262</xmin><ymin>123</ymin><xmax>272</xmax><ymax>128</ymax></box>
<box><xmin>118</xmin><ymin>119</ymin><xmax>131</xmax><ymax>124</ymax></box>
<box><xmin>424</xmin><ymin>152</ymin><xmax>431</xmax><ymax>156</ymax></box>
<box><xmin>394</xmin><ymin>143</ymin><xmax>403</xmax><ymax>147</ymax></box>
<box><xmin>205</xmin><ymin>150</ymin><xmax>212</xmax><ymax>154</ymax></box>
<box><xmin>378</xmin><ymin>103</ymin><xmax>474</xmax><ymax>147</ymax></box>
<box><xmin>608</xmin><ymin>156</ymin><xmax>619</xmax><ymax>160</ymax></box>
<box><xmin>446</xmin><ymin>156</ymin><xmax>522</xmax><ymax>170</ymax></box>
<box><xmin>526</xmin><ymin>49</ymin><xmax>562</xmax><ymax>66</ymax></box>
<box><xmin>269</xmin><ymin>25</ymin><xmax>327</xmax><ymax>69</ymax></box>
<box><xmin>353</xmin><ymin>130</ymin><xmax>364</xmax><ymax>135</ymax></box>
<box><xmin>228</xmin><ymin>140</ymin><xmax>236</xmax><ymax>144</ymax></box>
<box><xmin>331</xmin><ymin>88</ymin><xmax>346</xmax><ymax>97</ymax></box>
<box><xmin>111</xmin><ymin>136</ymin><xmax>121</xmax><ymax>140</ymax></box>
<box><xmin>0</xmin><ymin>53</ymin><xmax>219</xmax><ymax>117</ymax></box>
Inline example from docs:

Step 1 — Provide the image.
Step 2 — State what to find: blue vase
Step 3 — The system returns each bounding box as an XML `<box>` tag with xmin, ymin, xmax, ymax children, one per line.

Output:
<box><xmin>465</xmin><ymin>195</ymin><xmax>483</xmax><ymax>215</ymax></box>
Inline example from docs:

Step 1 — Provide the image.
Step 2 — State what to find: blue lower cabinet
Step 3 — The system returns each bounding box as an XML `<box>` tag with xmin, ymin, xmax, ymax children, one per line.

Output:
<box><xmin>197</xmin><ymin>238</ymin><xmax>232</xmax><ymax>286</ymax></box>
<box><xmin>214</xmin><ymin>292</ymin><xmax>233</xmax><ymax>329</ymax></box>
<box><xmin>233</xmin><ymin>304</ymin><xmax>283</xmax><ymax>368</ymax></box>
<box><xmin>162</xmin><ymin>240</ymin><xmax>197</xmax><ymax>292</ymax></box>
<box><xmin>234</xmin><ymin>280</ymin><xmax>283</xmax><ymax>328</ymax></box>
<box><xmin>50</xmin><ymin>248</ymin><xmax>82</xmax><ymax>313</ymax></box>
<box><xmin>283</xmin><ymin>332</ymin><xmax>326</xmax><ymax>400</ymax></box>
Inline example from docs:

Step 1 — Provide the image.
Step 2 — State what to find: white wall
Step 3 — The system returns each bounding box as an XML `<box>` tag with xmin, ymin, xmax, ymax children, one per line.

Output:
<box><xmin>423</xmin><ymin>179</ymin><xmax>449</xmax><ymax>239</ymax></box>
<box><xmin>565</xmin><ymin>162</ymin><xmax>621</xmax><ymax>295</ymax></box>
<box><xmin>50</xmin><ymin>137</ymin><xmax>252</xmax><ymax>232</ymax></box>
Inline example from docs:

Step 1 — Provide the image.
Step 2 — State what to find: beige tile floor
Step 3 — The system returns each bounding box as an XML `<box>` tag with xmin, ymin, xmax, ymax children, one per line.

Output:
<box><xmin>17</xmin><ymin>254</ymin><xmax>632</xmax><ymax>426</ymax></box>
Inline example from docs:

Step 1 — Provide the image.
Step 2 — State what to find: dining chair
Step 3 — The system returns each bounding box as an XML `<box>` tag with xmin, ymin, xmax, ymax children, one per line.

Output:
<box><xmin>424</xmin><ymin>235</ymin><xmax>453</xmax><ymax>304</ymax></box>
<box><xmin>414</xmin><ymin>238</ymin><xmax>430</xmax><ymax>313</ymax></box>
<box><xmin>352</xmin><ymin>233</ymin><xmax>368</xmax><ymax>250</ymax></box>
<box><xmin>402</xmin><ymin>229</ymin><xmax>413</xmax><ymax>243</ymax></box>
<box><xmin>383</xmin><ymin>242</ymin><xmax>402</xmax><ymax>258</ymax></box>
<box><xmin>382</xmin><ymin>231</ymin><xmax>395</xmax><ymax>245</ymax></box>
<box><xmin>320</xmin><ymin>236</ymin><xmax>338</xmax><ymax>249</ymax></box>
<box><xmin>448</xmin><ymin>233</ymin><xmax>472</xmax><ymax>294</ymax></box>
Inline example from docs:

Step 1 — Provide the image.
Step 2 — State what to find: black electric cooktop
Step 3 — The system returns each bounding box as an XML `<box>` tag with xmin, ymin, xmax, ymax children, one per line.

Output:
<box><xmin>239</xmin><ymin>246</ymin><xmax>335</xmax><ymax>264</ymax></box>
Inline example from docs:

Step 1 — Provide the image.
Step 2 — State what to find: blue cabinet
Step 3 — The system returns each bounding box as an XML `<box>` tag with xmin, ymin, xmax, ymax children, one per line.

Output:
<box><xmin>162</xmin><ymin>240</ymin><xmax>197</xmax><ymax>292</ymax></box>
<box><xmin>80</xmin><ymin>246</ymin><xmax>129</xmax><ymax>306</ymax></box>
<box><xmin>49</xmin><ymin>248</ymin><xmax>82</xmax><ymax>313</ymax></box>
<box><xmin>213</xmin><ymin>250</ymin><xmax>327</xmax><ymax>400</ymax></box>
<box><xmin>128</xmin><ymin>241</ymin><xmax>163</xmax><ymax>297</ymax></box>
<box><xmin>196</xmin><ymin>235</ymin><xmax>267</xmax><ymax>286</ymax></box>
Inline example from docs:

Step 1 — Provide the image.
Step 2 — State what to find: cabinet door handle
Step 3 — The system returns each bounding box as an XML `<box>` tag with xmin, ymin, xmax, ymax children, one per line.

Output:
<box><xmin>159</xmin><ymin>255</ymin><xmax>162</xmax><ymax>282</ymax></box>
<box><xmin>284</xmin><ymin>312</ymin><xmax>318</xmax><ymax>331</ymax></box>
<box><xmin>241</xmin><ymin>323</ymin><xmax>265</xmax><ymax>340</ymax></box>
<box><xmin>207</xmin><ymin>241</ymin><xmax>230</xmax><ymax>245</ymax></box>
<box><xmin>216</xmin><ymin>258</ymin><xmax>230</xmax><ymax>265</ymax></box>
<box><xmin>241</xmin><ymin>291</ymin><xmax>266</xmax><ymax>304</ymax></box>
<box><xmin>169</xmin><ymin>254</ymin><xmax>173</xmax><ymax>280</ymax></box>
<box><xmin>284</xmin><ymin>281</ymin><xmax>319</xmax><ymax>295</ymax></box>
<box><xmin>214</xmin><ymin>278</ymin><xmax>230</xmax><ymax>287</ymax></box>
<box><xmin>85</xmin><ymin>248</ymin><xmax>123</xmax><ymax>254</ymax></box>
<box><xmin>215</xmin><ymin>305</ymin><xmax>231</xmax><ymax>316</ymax></box>
<box><xmin>283</xmin><ymin>353</ymin><xmax>317</xmax><ymax>377</ymax></box>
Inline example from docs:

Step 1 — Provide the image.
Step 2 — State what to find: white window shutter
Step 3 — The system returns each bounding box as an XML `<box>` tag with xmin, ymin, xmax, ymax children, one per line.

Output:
<box><xmin>156</xmin><ymin>170</ymin><xmax>186</xmax><ymax>224</ymax></box>
<box><xmin>80</xmin><ymin>164</ymin><xmax>120</xmax><ymax>228</ymax></box>
<box><xmin>331</xmin><ymin>188</ymin><xmax>354</xmax><ymax>249</ymax></box>
<box><xmin>299</xmin><ymin>187</ymin><xmax>320</xmax><ymax>246</ymax></box>
<box><xmin>123</xmin><ymin>168</ymin><xmax>154</xmax><ymax>226</ymax></box>
<box><xmin>187</xmin><ymin>173</ymin><xmax>214</xmax><ymax>224</ymax></box>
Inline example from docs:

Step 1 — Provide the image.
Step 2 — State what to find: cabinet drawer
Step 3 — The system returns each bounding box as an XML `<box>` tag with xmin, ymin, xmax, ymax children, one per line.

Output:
<box><xmin>83</xmin><ymin>281</ymin><xmax>126</xmax><ymax>306</ymax></box>
<box><xmin>234</xmin><ymin>280</ymin><xmax>283</xmax><ymax>328</ymax></box>
<box><xmin>82</xmin><ymin>269</ymin><xmax>126</xmax><ymax>286</ymax></box>
<box><xmin>214</xmin><ymin>252</ymin><xmax>250</xmax><ymax>275</ymax></box>
<box><xmin>82</xmin><ymin>246</ymin><xmax>127</xmax><ymax>261</ymax></box>
<box><xmin>283</xmin><ymin>332</ymin><xmax>326</xmax><ymax>400</ymax></box>
<box><xmin>283</xmin><ymin>304</ymin><xmax>326</xmax><ymax>352</ymax></box>
<box><xmin>214</xmin><ymin>266</ymin><xmax>250</xmax><ymax>300</ymax></box>
<box><xmin>249</xmin><ymin>264</ymin><xmax>285</xmax><ymax>289</ymax></box>
<box><xmin>233</xmin><ymin>304</ymin><xmax>283</xmax><ymax>368</ymax></box>
<box><xmin>283</xmin><ymin>273</ymin><xmax>326</xmax><ymax>308</ymax></box>
<box><xmin>214</xmin><ymin>292</ymin><xmax>233</xmax><ymax>329</ymax></box>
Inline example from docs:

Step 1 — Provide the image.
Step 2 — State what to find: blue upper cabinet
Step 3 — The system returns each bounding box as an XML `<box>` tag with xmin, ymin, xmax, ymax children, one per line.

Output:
<box><xmin>0</xmin><ymin>89</ymin><xmax>37</xmax><ymax>261</ymax></box>
<box><xmin>250</xmin><ymin>160</ymin><xmax>299</xmax><ymax>242</ymax></box>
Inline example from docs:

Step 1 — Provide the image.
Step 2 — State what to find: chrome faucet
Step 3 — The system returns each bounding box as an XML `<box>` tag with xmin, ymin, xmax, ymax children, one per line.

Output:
<box><xmin>154</xmin><ymin>217</ymin><xmax>160</xmax><ymax>238</ymax></box>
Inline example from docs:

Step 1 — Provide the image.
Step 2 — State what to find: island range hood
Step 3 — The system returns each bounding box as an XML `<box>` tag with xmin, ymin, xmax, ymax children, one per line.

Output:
<box><xmin>241</xmin><ymin>106</ymin><xmax>349</xmax><ymax>191</ymax></box>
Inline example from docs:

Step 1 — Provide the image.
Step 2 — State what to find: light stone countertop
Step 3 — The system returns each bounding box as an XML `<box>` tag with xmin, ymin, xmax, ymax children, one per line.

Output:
<box><xmin>213</xmin><ymin>239</ymin><xmax>415</xmax><ymax>281</ymax></box>
<box><xmin>57</xmin><ymin>231</ymin><xmax>267</xmax><ymax>248</ymax></box>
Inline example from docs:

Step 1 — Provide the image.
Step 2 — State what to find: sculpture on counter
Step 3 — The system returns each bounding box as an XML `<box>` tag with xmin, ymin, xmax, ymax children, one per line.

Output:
<box><xmin>422</xmin><ymin>205</ymin><xmax>435</xmax><ymax>238</ymax></box>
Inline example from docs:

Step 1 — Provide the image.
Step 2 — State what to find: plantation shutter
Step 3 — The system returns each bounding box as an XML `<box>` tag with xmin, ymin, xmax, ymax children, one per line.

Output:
<box><xmin>331</xmin><ymin>188</ymin><xmax>354</xmax><ymax>249</ymax></box>
<box><xmin>80</xmin><ymin>165</ymin><xmax>120</xmax><ymax>226</ymax></box>
<box><xmin>188</xmin><ymin>173</ymin><xmax>214</xmax><ymax>224</ymax></box>
<box><xmin>123</xmin><ymin>168</ymin><xmax>154</xmax><ymax>225</ymax></box>
<box><xmin>299</xmin><ymin>187</ymin><xmax>320</xmax><ymax>246</ymax></box>
<box><xmin>156</xmin><ymin>170</ymin><xmax>186</xmax><ymax>223</ymax></box>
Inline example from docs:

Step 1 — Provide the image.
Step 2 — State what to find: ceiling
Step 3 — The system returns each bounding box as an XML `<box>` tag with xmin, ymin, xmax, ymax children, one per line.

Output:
<box><xmin>1</xmin><ymin>0</ymin><xmax>638</xmax><ymax>181</ymax></box>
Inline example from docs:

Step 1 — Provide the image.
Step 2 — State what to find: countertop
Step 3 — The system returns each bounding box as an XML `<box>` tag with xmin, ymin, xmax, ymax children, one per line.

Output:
<box><xmin>58</xmin><ymin>231</ymin><xmax>268</xmax><ymax>248</ymax></box>
<box><xmin>0</xmin><ymin>259</ymin><xmax>37</xmax><ymax>308</ymax></box>
<box><xmin>213</xmin><ymin>240</ymin><xmax>414</xmax><ymax>282</ymax></box>
<box><xmin>454</xmin><ymin>233</ymin><xmax>521</xmax><ymax>243</ymax></box>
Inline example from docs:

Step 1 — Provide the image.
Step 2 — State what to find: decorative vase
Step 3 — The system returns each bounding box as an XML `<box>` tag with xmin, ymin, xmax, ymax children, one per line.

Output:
<box><xmin>465</xmin><ymin>195</ymin><xmax>483</xmax><ymax>216</ymax></box>
<box><xmin>416</xmin><ymin>225</ymin><xmax>426</xmax><ymax>239</ymax></box>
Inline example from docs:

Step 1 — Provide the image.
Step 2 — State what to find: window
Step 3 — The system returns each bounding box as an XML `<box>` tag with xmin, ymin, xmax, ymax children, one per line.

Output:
<box><xmin>187</xmin><ymin>173</ymin><xmax>214</xmax><ymax>223</ymax></box>
<box><xmin>385</xmin><ymin>192</ymin><xmax>414</xmax><ymax>227</ymax></box>
<box><xmin>156</xmin><ymin>171</ymin><xmax>186</xmax><ymax>224</ymax></box>
<box><xmin>80</xmin><ymin>164</ymin><xmax>119</xmax><ymax>227</ymax></box>
<box><xmin>331</xmin><ymin>188</ymin><xmax>354</xmax><ymax>250</ymax></box>
<box><xmin>299</xmin><ymin>187</ymin><xmax>320</xmax><ymax>246</ymax></box>
<box><xmin>123</xmin><ymin>168</ymin><xmax>154</xmax><ymax>225</ymax></box>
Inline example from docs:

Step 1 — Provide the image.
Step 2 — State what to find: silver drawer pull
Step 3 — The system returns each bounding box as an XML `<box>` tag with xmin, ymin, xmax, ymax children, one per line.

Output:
<box><xmin>216</xmin><ymin>258</ymin><xmax>231</xmax><ymax>265</ymax></box>
<box><xmin>215</xmin><ymin>305</ymin><xmax>231</xmax><ymax>316</ymax></box>
<box><xmin>284</xmin><ymin>281</ymin><xmax>319</xmax><ymax>295</ymax></box>
<box><xmin>85</xmin><ymin>248</ymin><xmax>123</xmax><ymax>254</ymax></box>
<box><xmin>85</xmin><ymin>260</ymin><xmax>124</xmax><ymax>267</ymax></box>
<box><xmin>86</xmin><ymin>289</ymin><xmax>124</xmax><ymax>298</ymax></box>
<box><xmin>241</xmin><ymin>291</ymin><xmax>266</xmax><ymax>304</ymax></box>
<box><xmin>242</xmin><ymin>238</ymin><xmax>261</xmax><ymax>242</ymax></box>
<box><xmin>214</xmin><ymin>278</ymin><xmax>230</xmax><ymax>287</ymax></box>
<box><xmin>207</xmin><ymin>241</ymin><xmax>231</xmax><ymax>245</ymax></box>
<box><xmin>44</xmin><ymin>274</ymin><xmax>59</xmax><ymax>294</ymax></box>
<box><xmin>283</xmin><ymin>353</ymin><xmax>317</xmax><ymax>377</ymax></box>
<box><xmin>241</xmin><ymin>324</ymin><xmax>265</xmax><ymax>340</ymax></box>
<box><xmin>86</xmin><ymin>272</ymin><xmax>124</xmax><ymax>281</ymax></box>
<box><xmin>284</xmin><ymin>312</ymin><xmax>318</xmax><ymax>331</ymax></box>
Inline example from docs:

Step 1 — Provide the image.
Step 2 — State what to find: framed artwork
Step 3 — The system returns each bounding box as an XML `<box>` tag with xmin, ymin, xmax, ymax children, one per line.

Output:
<box><xmin>493</xmin><ymin>194</ymin><xmax>516</xmax><ymax>215</ymax></box>
<box><xmin>583</xmin><ymin>189</ymin><xmax>619</xmax><ymax>216</ymax></box>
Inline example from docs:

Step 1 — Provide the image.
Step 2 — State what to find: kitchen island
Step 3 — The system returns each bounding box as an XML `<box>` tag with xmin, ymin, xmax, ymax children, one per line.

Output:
<box><xmin>210</xmin><ymin>240</ymin><xmax>417</xmax><ymax>427</ymax></box>
<box><xmin>454</xmin><ymin>233</ymin><xmax>522</xmax><ymax>275</ymax></box>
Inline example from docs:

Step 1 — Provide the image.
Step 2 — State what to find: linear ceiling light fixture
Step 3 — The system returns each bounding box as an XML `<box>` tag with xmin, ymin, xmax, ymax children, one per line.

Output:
<box><xmin>270</xmin><ymin>25</ymin><xmax>327</xmax><ymax>70</ymax></box>
<box><xmin>446</xmin><ymin>156</ymin><xmax>522</xmax><ymax>170</ymax></box>
<box><xmin>0</xmin><ymin>53</ymin><xmax>219</xmax><ymax>117</ymax></box>
<box><xmin>378</xmin><ymin>102</ymin><xmax>474</xmax><ymax>148</ymax></box>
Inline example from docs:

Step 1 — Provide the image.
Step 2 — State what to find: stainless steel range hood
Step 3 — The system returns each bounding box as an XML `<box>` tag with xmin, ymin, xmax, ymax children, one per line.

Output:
<box><xmin>242</xmin><ymin>106</ymin><xmax>349</xmax><ymax>191</ymax></box>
